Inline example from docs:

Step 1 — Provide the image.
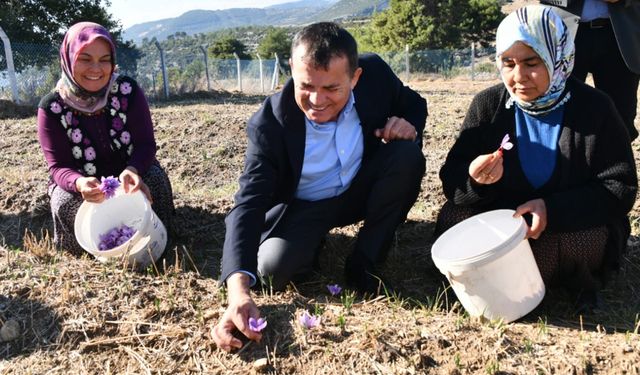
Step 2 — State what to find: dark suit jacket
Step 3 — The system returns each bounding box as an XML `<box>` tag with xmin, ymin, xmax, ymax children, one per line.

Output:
<box><xmin>554</xmin><ymin>0</ymin><xmax>640</xmax><ymax>73</ymax></box>
<box><xmin>220</xmin><ymin>53</ymin><xmax>428</xmax><ymax>282</ymax></box>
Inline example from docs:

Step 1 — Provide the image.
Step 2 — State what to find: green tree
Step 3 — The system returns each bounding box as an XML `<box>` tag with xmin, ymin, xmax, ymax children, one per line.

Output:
<box><xmin>208</xmin><ymin>37</ymin><xmax>250</xmax><ymax>60</ymax></box>
<box><xmin>461</xmin><ymin>0</ymin><xmax>504</xmax><ymax>47</ymax></box>
<box><xmin>0</xmin><ymin>0</ymin><xmax>140</xmax><ymax>72</ymax></box>
<box><xmin>362</xmin><ymin>0</ymin><xmax>502</xmax><ymax>51</ymax></box>
<box><xmin>256</xmin><ymin>28</ymin><xmax>291</xmax><ymax>60</ymax></box>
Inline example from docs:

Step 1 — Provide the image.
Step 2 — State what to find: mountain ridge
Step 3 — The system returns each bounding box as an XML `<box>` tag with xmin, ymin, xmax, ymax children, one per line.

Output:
<box><xmin>123</xmin><ymin>0</ymin><xmax>388</xmax><ymax>44</ymax></box>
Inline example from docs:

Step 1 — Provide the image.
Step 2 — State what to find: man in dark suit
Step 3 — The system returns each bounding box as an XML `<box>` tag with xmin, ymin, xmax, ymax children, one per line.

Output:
<box><xmin>212</xmin><ymin>22</ymin><xmax>427</xmax><ymax>351</ymax></box>
<box><xmin>544</xmin><ymin>0</ymin><xmax>640</xmax><ymax>140</ymax></box>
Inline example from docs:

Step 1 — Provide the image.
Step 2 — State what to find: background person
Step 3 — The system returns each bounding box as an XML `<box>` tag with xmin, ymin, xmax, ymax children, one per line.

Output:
<box><xmin>542</xmin><ymin>0</ymin><xmax>640</xmax><ymax>140</ymax></box>
<box><xmin>212</xmin><ymin>22</ymin><xmax>427</xmax><ymax>352</ymax></box>
<box><xmin>37</xmin><ymin>22</ymin><xmax>174</xmax><ymax>254</ymax></box>
<box><xmin>436</xmin><ymin>6</ymin><xmax>637</xmax><ymax>309</ymax></box>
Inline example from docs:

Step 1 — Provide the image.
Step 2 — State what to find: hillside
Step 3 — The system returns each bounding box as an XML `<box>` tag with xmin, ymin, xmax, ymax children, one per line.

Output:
<box><xmin>123</xmin><ymin>0</ymin><xmax>388</xmax><ymax>44</ymax></box>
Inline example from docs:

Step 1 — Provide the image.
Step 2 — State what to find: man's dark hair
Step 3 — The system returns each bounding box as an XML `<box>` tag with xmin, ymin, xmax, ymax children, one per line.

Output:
<box><xmin>291</xmin><ymin>22</ymin><xmax>359</xmax><ymax>76</ymax></box>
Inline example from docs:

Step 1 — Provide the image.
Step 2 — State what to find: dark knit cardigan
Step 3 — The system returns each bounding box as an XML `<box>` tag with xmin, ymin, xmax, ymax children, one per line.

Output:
<box><xmin>439</xmin><ymin>77</ymin><xmax>638</xmax><ymax>267</ymax></box>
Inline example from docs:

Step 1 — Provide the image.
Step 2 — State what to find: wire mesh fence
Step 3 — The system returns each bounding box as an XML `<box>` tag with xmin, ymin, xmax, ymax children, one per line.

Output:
<box><xmin>1</xmin><ymin>37</ymin><xmax>498</xmax><ymax>105</ymax></box>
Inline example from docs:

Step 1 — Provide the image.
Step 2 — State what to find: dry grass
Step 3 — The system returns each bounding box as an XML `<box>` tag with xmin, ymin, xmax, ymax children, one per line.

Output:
<box><xmin>1</xmin><ymin>76</ymin><xmax>640</xmax><ymax>373</ymax></box>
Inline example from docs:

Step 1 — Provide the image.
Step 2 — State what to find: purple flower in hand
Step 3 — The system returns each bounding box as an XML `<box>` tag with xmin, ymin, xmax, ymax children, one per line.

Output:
<box><xmin>99</xmin><ymin>176</ymin><xmax>120</xmax><ymax>199</ymax></box>
<box><xmin>298</xmin><ymin>311</ymin><xmax>321</xmax><ymax>330</ymax></box>
<box><xmin>327</xmin><ymin>284</ymin><xmax>342</xmax><ymax>296</ymax></box>
<box><xmin>248</xmin><ymin>317</ymin><xmax>267</xmax><ymax>332</ymax></box>
<box><xmin>499</xmin><ymin>133</ymin><xmax>513</xmax><ymax>152</ymax></box>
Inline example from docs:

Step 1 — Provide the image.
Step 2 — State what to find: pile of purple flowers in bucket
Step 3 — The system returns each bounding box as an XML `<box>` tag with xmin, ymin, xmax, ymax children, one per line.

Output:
<box><xmin>98</xmin><ymin>224</ymin><xmax>136</xmax><ymax>251</ymax></box>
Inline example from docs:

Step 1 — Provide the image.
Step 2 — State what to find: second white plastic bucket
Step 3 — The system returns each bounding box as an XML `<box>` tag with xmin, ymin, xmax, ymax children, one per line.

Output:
<box><xmin>431</xmin><ymin>209</ymin><xmax>545</xmax><ymax>323</ymax></box>
<box><xmin>74</xmin><ymin>189</ymin><xmax>167</xmax><ymax>269</ymax></box>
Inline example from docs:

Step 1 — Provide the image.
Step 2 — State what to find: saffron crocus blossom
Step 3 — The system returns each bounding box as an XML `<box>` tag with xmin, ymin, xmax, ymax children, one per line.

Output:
<box><xmin>327</xmin><ymin>284</ymin><xmax>342</xmax><ymax>296</ymax></box>
<box><xmin>499</xmin><ymin>133</ymin><xmax>514</xmax><ymax>152</ymax></box>
<box><xmin>298</xmin><ymin>311</ymin><xmax>321</xmax><ymax>330</ymax></box>
<box><xmin>98</xmin><ymin>224</ymin><xmax>136</xmax><ymax>250</ymax></box>
<box><xmin>99</xmin><ymin>176</ymin><xmax>120</xmax><ymax>199</ymax></box>
<box><xmin>248</xmin><ymin>317</ymin><xmax>267</xmax><ymax>332</ymax></box>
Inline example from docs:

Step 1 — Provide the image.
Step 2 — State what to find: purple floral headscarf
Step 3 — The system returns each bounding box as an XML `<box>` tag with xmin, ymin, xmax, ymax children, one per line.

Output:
<box><xmin>56</xmin><ymin>22</ymin><xmax>118</xmax><ymax>113</ymax></box>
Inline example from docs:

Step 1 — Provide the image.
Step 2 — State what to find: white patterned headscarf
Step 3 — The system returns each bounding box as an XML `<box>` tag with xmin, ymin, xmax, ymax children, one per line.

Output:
<box><xmin>496</xmin><ymin>5</ymin><xmax>575</xmax><ymax>114</ymax></box>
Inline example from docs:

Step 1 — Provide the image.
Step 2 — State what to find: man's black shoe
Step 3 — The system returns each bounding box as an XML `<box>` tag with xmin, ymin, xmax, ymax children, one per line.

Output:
<box><xmin>344</xmin><ymin>253</ymin><xmax>392</xmax><ymax>296</ymax></box>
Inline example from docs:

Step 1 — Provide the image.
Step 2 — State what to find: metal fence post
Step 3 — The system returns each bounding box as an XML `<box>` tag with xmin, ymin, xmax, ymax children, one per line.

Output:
<box><xmin>199</xmin><ymin>45</ymin><xmax>210</xmax><ymax>91</ymax></box>
<box><xmin>471</xmin><ymin>42</ymin><xmax>476</xmax><ymax>81</ymax></box>
<box><xmin>151</xmin><ymin>72</ymin><xmax>156</xmax><ymax>97</ymax></box>
<box><xmin>233</xmin><ymin>52</ymin><xmax>242</xmax><ymax>92</ymax></box>
<box><xmin>271</xmin><ymin>53</ymin><xmax>280</xmax><ymax>91</ymax></box>
<box><xmin>0</xmin><ymin>26</ymin><xmax>20</xmax><ymax>103</ymax></box>
<box><xmin>257</xmin><ymin>54</ymin><xmax>264</xmax><ymax>93</ymax></box>
<box><xmin>154</xmin><ymin>41</ymin><xmax>169</xmax><ymax>98</ymax></box>
<box><xmin>404</xmin><ymin>44</ymin><xmax>410</xmax><ymax>82</ymax></box>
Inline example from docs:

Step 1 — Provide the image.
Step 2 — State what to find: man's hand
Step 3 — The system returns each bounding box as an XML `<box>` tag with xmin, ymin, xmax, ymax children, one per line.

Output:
<box><xmin>211</xmin><ymin>273</ymin><xmax>262</xmax><ymax>352</ymax></box>
<box><xmin>374</xmin><ymin>116</ymin><xmax>418</xmax><ymax>143</ymax></box>
<box><xmin>75</xmin><ymin>176</ymin><xmax>104</xmax><ymax>203</ymax></box>
<box><xmin>514</xmin><ymin>199</ymin><xmax>547</xmax><ymax>239</ymax></box>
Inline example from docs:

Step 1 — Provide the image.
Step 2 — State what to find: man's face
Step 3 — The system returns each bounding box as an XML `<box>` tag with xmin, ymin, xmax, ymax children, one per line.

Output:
<box><xmin>290</xmin><ymin>45</ymin><xmax>362</xmax><ymax>124</ymax></box>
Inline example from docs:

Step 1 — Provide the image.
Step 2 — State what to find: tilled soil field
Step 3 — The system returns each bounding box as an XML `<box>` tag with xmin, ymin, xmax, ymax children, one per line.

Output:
<box><xmin>1</xmin><ymin>77</ymin><xmax>639</xmax><ymax>374</ymax></box>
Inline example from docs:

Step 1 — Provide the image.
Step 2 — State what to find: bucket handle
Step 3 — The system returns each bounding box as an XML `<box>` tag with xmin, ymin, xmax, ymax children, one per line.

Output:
<box><xmin>446</xmin><ymin>271</ymin><xmax>466</xmax><ymax>292</ymax></box>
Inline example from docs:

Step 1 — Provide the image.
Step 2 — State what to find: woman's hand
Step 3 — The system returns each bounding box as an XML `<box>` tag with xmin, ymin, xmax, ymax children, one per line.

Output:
<box><xmin>469</xmin><ymin>150</ymin><xmax>504</xmax><ymax>185</ymax></box>
<box><xmin>514</xmin><ymin>198</ymin><xmax>547</xmax><ymax>239</ymax></box>
<box><xmin>75</xmin><ymin>176</ymin><xmax>105</xmax><ymax>203</ymax></box>
<box><xmin>119</xmin><ymin>167</ymin><xmax>153</xmax><ymax>203</ymax></box>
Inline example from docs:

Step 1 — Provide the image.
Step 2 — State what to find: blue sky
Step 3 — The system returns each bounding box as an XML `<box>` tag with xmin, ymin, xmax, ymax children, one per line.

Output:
<box><xmin>108</xmin><ymin>0</ymin><xmax>293</xmax><ymax>28</ymax></box>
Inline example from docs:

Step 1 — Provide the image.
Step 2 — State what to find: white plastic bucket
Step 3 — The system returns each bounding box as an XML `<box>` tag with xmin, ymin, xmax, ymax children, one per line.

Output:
<box><xmin>74</xmin><ymin>189</ymin><xmax>167</xmax><ymax>269</ymax></box>
<box><xmin>431</xmin><ymin>209</ymin><xmax>545</xmax><ymax>323</ymax></box>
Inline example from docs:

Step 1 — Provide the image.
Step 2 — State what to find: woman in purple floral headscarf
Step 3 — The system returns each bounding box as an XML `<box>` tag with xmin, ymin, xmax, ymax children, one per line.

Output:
<box><xmin>37</xmin><ymin>22</ymin><xmax>174</xmax><ymax>254</ymax></box>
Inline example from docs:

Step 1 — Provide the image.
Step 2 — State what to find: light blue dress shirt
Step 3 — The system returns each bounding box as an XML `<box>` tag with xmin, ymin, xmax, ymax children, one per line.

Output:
<box><xmin>295</xmin><ymin>92</ymin><xmax>364</xmax><ymax>201</ymax></box>
<box><xmin>581</xmin><ymin>0</ymin><xmax>610</xmax><ymax>21</ymax></box>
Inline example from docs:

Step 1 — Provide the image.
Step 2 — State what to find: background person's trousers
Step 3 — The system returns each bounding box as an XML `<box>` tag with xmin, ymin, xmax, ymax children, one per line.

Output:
<box><xmin>572</xmin><ymin>22</ymin><xmax>640</xmax><ymax>141</ymax></box>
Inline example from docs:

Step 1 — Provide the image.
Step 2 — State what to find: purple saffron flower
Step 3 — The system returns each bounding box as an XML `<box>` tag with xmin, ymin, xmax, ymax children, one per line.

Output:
<box><xmin>98</xmin><ymin>224</ymin><xmax>137</xmax><ymax>250</ymax></box>
<box><xmin>248</xmin><ymin>317</ymin><xmax>267</xmax><ymax>332</ymax></box>
<box><xmin>99</xmin><ymin>176</ymin><xmax>120</xmax><ymax>199</ymax></box>
<box><xmin>327</xmin><ymin>284</ymin><xmax>342</xmax><ymax>296</ymax></box>
<box><xmin>499</xmin><ymin>133</ymin><xmax>513</xmax><ymax>151</ymax></box>
<box><xmin>298</xmin><ymin>311</ymin><xmax>321</xmax><ymax>330</ymax></box>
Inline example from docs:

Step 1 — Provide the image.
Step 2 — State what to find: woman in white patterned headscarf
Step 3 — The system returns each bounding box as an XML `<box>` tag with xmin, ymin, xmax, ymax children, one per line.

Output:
<box><xmin>436</xmin><ymin>5</ymin><xmax>637</xmax><ymax>310</ymax></box>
